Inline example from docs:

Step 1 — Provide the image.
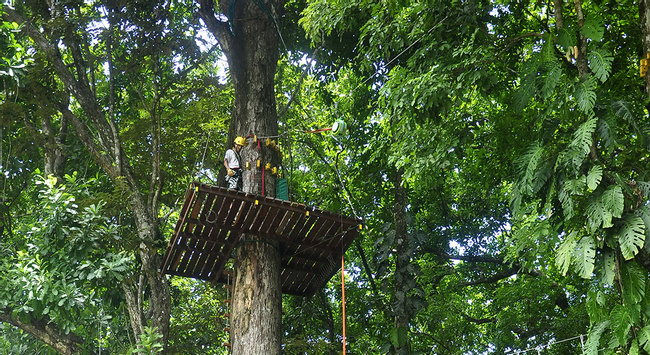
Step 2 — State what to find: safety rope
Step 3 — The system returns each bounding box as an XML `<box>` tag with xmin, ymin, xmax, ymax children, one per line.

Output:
<box><xmin>341</xmin><ymin>252</ymin><xmax>347</xmax><ymax>355</ymax></box>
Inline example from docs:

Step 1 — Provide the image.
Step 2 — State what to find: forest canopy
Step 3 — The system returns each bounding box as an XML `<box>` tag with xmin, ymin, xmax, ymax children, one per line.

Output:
<box><xmin>2</xmin><ymin>0</ymin><xmax>650</xmax><ymax>354</ymax></box>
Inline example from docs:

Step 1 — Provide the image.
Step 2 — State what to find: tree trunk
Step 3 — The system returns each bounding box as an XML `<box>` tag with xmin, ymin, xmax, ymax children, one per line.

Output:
<box><xmin>640</xmin><ymin>0</ymin><xmax>650</xmax><ymax>99</ymax></box>
<box><xmin>198</xmin><ymin>0</ymin><xmax>285</xmax><ymax>353</ymax></box>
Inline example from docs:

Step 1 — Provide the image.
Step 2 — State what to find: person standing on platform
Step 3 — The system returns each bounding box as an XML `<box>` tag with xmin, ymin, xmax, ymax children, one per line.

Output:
<box><xmin>224</xmin><ymin>136</ymin><xmax>246</xmax><ymax>191</ymax></box>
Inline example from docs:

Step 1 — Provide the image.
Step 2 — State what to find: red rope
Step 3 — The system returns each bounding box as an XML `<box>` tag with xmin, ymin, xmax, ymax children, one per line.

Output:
<box><xmin>342</xmin><ymin>253</ymin><xmax>346</xmax><ymax>354</ymax></box>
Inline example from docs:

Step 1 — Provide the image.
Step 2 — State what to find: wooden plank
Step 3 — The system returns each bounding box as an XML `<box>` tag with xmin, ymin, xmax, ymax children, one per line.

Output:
<box><xmin>160</xmin><ymin>186</ymin><xmax>197</xmax><ymax>274</ymax></box>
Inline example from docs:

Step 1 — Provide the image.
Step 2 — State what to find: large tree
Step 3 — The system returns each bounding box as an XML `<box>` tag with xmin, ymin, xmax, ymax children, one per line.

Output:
<box><xmin>0</xmin><ymin>0</ymin><xmax>220</xmax><ymax>351</ymax></box>
<box><xmin>197</xmin><ymin>0</ymin><xmax>285</xmax><ymax>353</ymax></box>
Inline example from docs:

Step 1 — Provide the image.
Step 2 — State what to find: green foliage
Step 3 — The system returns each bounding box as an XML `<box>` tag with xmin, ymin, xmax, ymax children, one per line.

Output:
<box><xmin>618</xmin><ymin>214</ymin><xmax>645</xmax><ymax>260</ymax></box>
<box><xmin>126</xmin><ymin>326</ymin><xmax>164</xmax><ymax>355</ymax></box>
<box><xmin>0</xmin><ymin>173</ymin><xmax>132</xmax><ymax>351</ymax></box>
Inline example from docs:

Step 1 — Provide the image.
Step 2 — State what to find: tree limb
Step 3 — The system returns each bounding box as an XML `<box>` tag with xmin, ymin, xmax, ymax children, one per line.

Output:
<box><xmin>197</xmin><ymin>0</ymin><xmax>234</xmax><ymax>58</ymax></box>
<box><xmin>0</xmin><ymin>311</ymin><xmax>85</xmax><ymax>355</ymax></box>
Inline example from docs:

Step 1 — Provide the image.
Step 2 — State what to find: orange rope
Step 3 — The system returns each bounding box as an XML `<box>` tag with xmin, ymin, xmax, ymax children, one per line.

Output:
<box><xmin>342</xmin><ymin>253</ymin><xmax>346</xmax><ymax>354</ymax></box>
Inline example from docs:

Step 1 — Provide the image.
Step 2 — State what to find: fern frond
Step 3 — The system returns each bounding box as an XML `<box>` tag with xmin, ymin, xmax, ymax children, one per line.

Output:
<box><xmin>574</xmin><ymin>236</ymin><xmax>596</xmax><ymax>278</ymax></box>
<box><xmin>575</xmin><ymin>77</ymin><xmax>597</xmax><ymax>116</ymax></box>
<box><xmin>618</xmin><ymin>213</ymin><xmax>645</xmax><ymax>260</ymax></box>
<box><xmin>588</xmin><ymin>48</ymin><xmax>614</xmax><ymax>82</ymax></box>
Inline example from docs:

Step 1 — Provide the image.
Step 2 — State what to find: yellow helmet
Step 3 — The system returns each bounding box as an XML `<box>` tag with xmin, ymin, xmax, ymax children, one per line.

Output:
<box><xmin>234</xmin><ymin>136</ymin><xmax>246</xmax><ymax>146</ymax></box>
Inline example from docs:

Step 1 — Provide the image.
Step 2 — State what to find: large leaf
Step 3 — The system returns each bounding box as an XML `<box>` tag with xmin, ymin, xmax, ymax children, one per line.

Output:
<box><xmin>618</xmin><ymin>214</ymin><xmax>645</xmax><ymax>260</ymax></box>
<box><xmin>575</xmin><ymin>77</ymin><xmax>597</xmax><ymax>116</ymax></box>
<box><xmin>588</xmin><ymin>48</ymin><xmax>614</xmax><ymax>82</ymax></box>
<box><xmin>586</xmin><ymin>195</ymin><xmax>613</xmax><ymax>232</ymax></box>
<box><xmin>574</xmin><ymin>236</ymin><xmax>596</xmax><ymax>278</ymax></box>
<box><xmin>587</xmin><ymin>165</ymin><xmax>603</xmax><ymax>190</ymax></box>
<box><xmin>602</xmin><ymin>185</ymin><xmax>624</xmax><ymax>218</ymax></box>
<box><xmin>636</xmin><ymin>204</ymin><xmax>650</xmax><ymax>238</ymax></box>
<box><xmin>581</xmin><ymin>14</ymin><xmax>604</xmax><ymax>41</ymax></box>
<box><xmin>599</xmin><ymin>249</ymin><xmax>615</xmax><ymax>286</ymax></box>
<box><xmin>611</xmin><ymin>304</ymin><xmax>638</xmax><ymax>345</ymax></box>
<box><xmin>556</xmin><ymin>231</ymin><xmax>579</xmax><ymax>276</ymax></box>
<box><xmin>638</xmin><ymin>325</ymin><xmax>650</xmax><ymax>352</ymax></box>
<box><xmin>585</xmin><ymin>321</ymin><xmax>610</xmax><ymax>355</ymax></box>
<box><xmin>570</xmin><ymin>117</ymin><xmax>598</xmax><ymax>155</ymax></box>
<box><xmin>597</xmin><ymin>116</ymin><xmax>618</xmax><ymax>153</ymax></box>
<box><xmin>516</xmin><ymin>142</ymin><xmax>544</xmax><ymax>195</ymax></box>
<box><xmin>620</xmin><ymin>261</ymin><xmax>646</xmax><ymax>305</ymax></box>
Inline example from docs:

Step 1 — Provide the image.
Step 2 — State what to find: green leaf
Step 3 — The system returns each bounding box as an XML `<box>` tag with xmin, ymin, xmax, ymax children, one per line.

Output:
<box><xmin>600</xmin><ymin>249</ymin><xmax>615</xmax><ymax>286</ymax></box>
<box><xmin>557</xmin><ymin>27</ymin><xmax>576</xmax><ymax>52</ymax></box>
<box><xmin>588</xmin><ymin>48</ymin><xmax>614</xmax><ymax>82</ymax></box>
<box><xmin>585</xmin><ymin>320</ymin><xmax>609</xmax><ymax>355</ymax></box>
<box><xmin>619</xmin><ymin>214</ymin><xmax>645</xmax><ymax>260</ymax></box>
<box><xmin>516</xmin><ymin>142</ymin><xmax>544</xmax><ymax>195</ymax></box>
<box><xmin>586</xmin><ymin>195</ymin><xmax>612</xmax><ymax>232</ymax></box>
<box><xmin>602</xmin><ymin>185</ymin><xmax>624</xmax><ymax>218</ymax></box>
<box><xmin>597</xmin><ymin>116</ymin><xmax>618</xmax><ymax>153</ymax></box>
<box><xmin>581</xmin><ymin>15</ymin><xmax>604</xmax><ymax>41</ymax></box>
<box><xmin>587</xmin><ymin>165</ymin><xmax>603</xmax><ymax>190</ymax></box>
<box><xmin>611</xmin><ymin>304</ymin><xmax>635</xmax><ymax>345</ymax></box>
<box><xmin>636</xmin><ymin>205</ymin><xmax>650</xmax><ymax>237</ymax></box>
<box><xmin>389</xmin><ymin>326</ymin><xmax>408</xmax><ymax>348</ymax></box>
<box><xmin>638</xmin><ymin>325</ymin><xmax>650</xmax><ymax>352</ymax></box>
<box><xmin>574</xmin><ymin>236</ymin><xmax>596</xmax><ymax>278</ymax></box>
<box><xmin>575</xmin><ymin>77</ymin><xmax>597</xmax><ymax>116</ymax></box>
<box><xmin>631</xmin><ymin>338</ymin><xmax>640</xmax><ymax>355</ymax></box>
<box><xmin>559</xmin><ymin>188</ymin><xmax>575</xmax><ymax>220</ymax></box>
<box><xmin>556</xmin><ymin>231</ymin><xmax>579</xmax><ymax>276</ymax></box>
<box><xmin>570</xmin><ymin>117</ymin><xmax>598</xmax><ymax>154</ymax></box>
<box><xmin>620</xmin><ymin>261</ymin><xmax>646</xmax><ymax>305</ymax></box>
<box><xmin>541</xmin><ymin>61</ymin><xmax>562</xmax><ymax>99</ymax></box>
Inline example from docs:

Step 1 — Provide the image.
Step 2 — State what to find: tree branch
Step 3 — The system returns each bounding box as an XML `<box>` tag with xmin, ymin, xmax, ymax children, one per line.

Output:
<box><xmin>0</xmin><ymin>311</ymin><xmax>85</xmax><ymax>355</ymax></box>
<box><xmin>197</xmin><ymin>0</ymin><xmax>234</xmax><ymax>57</ymax></box>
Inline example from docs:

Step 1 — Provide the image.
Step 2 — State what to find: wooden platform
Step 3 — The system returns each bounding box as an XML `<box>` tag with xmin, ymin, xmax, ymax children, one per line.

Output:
<box><xmin>160</xmin><ymin>181</ymin><xmax>362</xmax><ymax>298</ymax></box>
